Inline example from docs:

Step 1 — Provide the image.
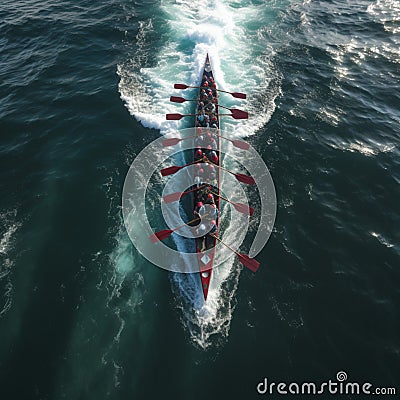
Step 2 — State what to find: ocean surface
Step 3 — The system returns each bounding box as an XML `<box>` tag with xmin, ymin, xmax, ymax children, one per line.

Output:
<box><xmin>1</xmin><ymin>0</ymin><xmax>399</xmax><ymax>399</ymax></box>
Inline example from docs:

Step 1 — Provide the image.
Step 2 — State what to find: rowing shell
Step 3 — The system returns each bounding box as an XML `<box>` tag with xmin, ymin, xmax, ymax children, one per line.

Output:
<box><xmin>193</xmin><ymin>54</ymin><xmax>220</xmax><ymax>300</ymax></box>
<box><xmin>159</xmin><ymin>56</ymin><xmax>259</xmax><ymax>301</ymax></box>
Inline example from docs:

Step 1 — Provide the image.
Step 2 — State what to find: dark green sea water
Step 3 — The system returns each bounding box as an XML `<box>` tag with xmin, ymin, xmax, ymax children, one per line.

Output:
<box><xmin>1</xmin><ymin>0</ymin><xmax>399</xmax><ymax>399</ymax></box>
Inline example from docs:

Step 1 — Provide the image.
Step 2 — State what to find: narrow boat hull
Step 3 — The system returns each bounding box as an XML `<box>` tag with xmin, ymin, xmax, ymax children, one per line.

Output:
<box><xmin>193</xmin><ymin>54</ymin><xmax>221</xmax><ymax>300</ymax></box>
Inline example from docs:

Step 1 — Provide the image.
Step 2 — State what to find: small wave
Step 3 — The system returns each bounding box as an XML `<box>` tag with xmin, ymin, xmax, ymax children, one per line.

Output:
<box><xmin>0</xmin><ymin>216</ymin><xmax>19</xmax><ymax>255</ymax></box>
<box><xmin>328</xmin><ymin>139</ymin><xmax>395</xmax><ymax>157</ymax></box>
<box><xmin>270</xmin><ymin>293</ymin><xmax>304</xmax><ymax>330</ymax></box>
<box><xmin>370</xmin><ymin>231</ymin><xmax>395</xmax><ymax>249</ymax></box>
<box><xmin>0</xmin><ymin>209</ymin><xmax>21</xmax><ymax>317</ymax></box>
<box><xmin>316</xmin><ymin>106</ymin><xmax>344</xmax><ymax>127</ymax></box>
<box><xmin>103</xmin><ymin>169</ymin><xmax>147</xmax><ymax>324</ymax></box>
<box><xmin>368</xmin><ymin>0</ymin><xmax>400</xmax><ymax>34</ymax></box>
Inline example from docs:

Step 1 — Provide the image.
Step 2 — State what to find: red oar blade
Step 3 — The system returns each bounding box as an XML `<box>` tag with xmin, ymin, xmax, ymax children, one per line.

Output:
<box><xmin>162</xmin><ymin>138</ymin><xmax>181</xmax><ymax>147</ymax></box>
<box><xmin>235</xmin><ymin>173</ymin><xmax>255</xmax><ymax>185</ymax></box>
<box><xmin>163</xmin><ymin>191</ymin><xmax>182</xmax><ymax>203</ymax></box>
<box><xmin>174</xmin><ymin>83</ymin><xmax>189</xmax><ymax>89</ymax></box>
<box><xmin>231</xmin><ymin>139</ymin><xmax>250</xmax><ymax>150</ymax></box>
<box><xmin>160</xmin><ymin>165</ymin><xmax>182</xmax><ymax>176</ymax></box>
<box><xmin>231</xmin><ymin>109</ymin><xmax>248</xmax><ymax>119</ymax></box>
<box><xmin>150</xmin><ymin>229</ymin><xmax>173</xmax><ymax>243</ymax></box>
<box><xmin>238</xmin><ymin>254</ymin><xmax>260</xmax><ymax>272</ymax></box>
<box><xmin>166</xmin><ymin>113</ymin><xmax>183</xmax><ymax>120</ymax></box>
<box><xmin>233</xmin><ymin>203</ymin><xmax>254</xmax><ymax>216</ymax></box>
<box><xmin>231</xmin><ymin>92</ymin><xmax>247</xmax><ymax>99</ymax></box>
<box><xmin>170</xmin><ymin>96</ymin><xmax>186</xmax><ymax>103</ymax></box>
<box><xmin>163</xmin><ymin>185</ymin><xmax>202</xmax><ymax>203</ymax></box>
<box><xmin>164</xmin><ymin>185</ymin><xmax>205</xmax><ymax>203</ymax></box>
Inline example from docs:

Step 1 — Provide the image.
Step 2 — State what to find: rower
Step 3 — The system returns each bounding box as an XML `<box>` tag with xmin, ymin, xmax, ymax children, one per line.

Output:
<box><xmin>206</xmin><ymin>163</ymin><xmax>215</xmax><ymax>173</ymax></box>
<box><xmin>198</xmin><ymin>186</ymin><xmax>208</xmax><ymax>203</ymax></box>
<box><xmin>204</xmin><ymin>131</ymin><xmax>214</xmax><ymax>147</ymax></box>
<box><xmin>194</xmin><ymin>201</ymin><xmax>203</xmax><ymax>217</ymax></box>
<box><xmin>197</xmin><ymin>203</ymin><xmax>207</xmax><ymax>217</ymax></box>
<box><xmin>195</xmin><ymin>135</ymin><xmax>204</xmax><ymax>147</ymax></box>
<box><xmin>197</xmin><ymin>113</ymin><xmax>205</xmax><ymax>124</ymax></box>
<box><xmin>194</xmin><ymin>175</ymin><xmax>202</xmax><ymax>188</ymax></box>
<box><xmin>208</xmin><ymin>220</ymin><xmax>217</xmax><ymax>234</ymax></box>
<box><xmin>194</xmin><ymin>148</ymin><xmax>203</xmax><ymax>160</ymax></box>
<box><xmin>206</xmin><ymin>165</ymin><xmax>217</xmax><ymax>182</ymax></box>
<box><xmin>208</xmin><ymin>150</ymin><xmax>218</xmax><ymax>164</ymax></box>
<box><xmin>210</xmin><ymin>204</ymin><xmax>219</xmax><ymax>220</ymax></box>
<box><xmin>200</xmin><ymin>220</ymin><xmax>217</xmax><ymax>252</ymax></box>
<box><xmin>196</xmin><ymin>223</ymin><xmax>207</xmax><ymax>235</ymax></box>
<box><xmin>205</xmin><ymin>102</ymin><xmax>216</xmax><ymax>113</ymax></box>
<box><xmin>196</xmin><ymin>222</ymin><xmax>208</xmax><ymax>252</ymax></box>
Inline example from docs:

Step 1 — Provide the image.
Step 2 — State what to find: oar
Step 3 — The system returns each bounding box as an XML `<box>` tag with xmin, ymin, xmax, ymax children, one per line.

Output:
<box><xmin>218</xmin><ymin>111</ymin><xmax>248</xmax><ymax>120</ymax></box>
<box><xmin>160</xmin><ymin>158</ymin><xmax>204</xmax><ymax>176</ymax></box>
<box><xmin>210</xmin><ymin>234</ymin><xmax>260</xmax><ymax>272</ymax></box>
<box><xmin>166</xmin><ymin>112</ymin><xmax>247</xmax><ymax>121</ymax></box>
<box><xmin>166</xmin><ymin>113</ymin><xmax>196</xmax><ymax>121</ymax></box>
<box><xmin>170</xmin><ymin>96</ymin><xmax>197</xmax><ymax>103</ymax></box>
<box><xmin>161</xmin><ymin>158</ymin><xmax>255</xmax><ymax>185</ymax></box>
<box><xmin>203</xmin><ymin>160</ymin><xmax>255</xmax><ymax>185</ymax></box>
<box><xmin>163</xmin><ymin>184</ymin><xmax>207</xmax><ymax>203</ymax></box>
<box><xmin>150</xmin><ymin>216</ymin><xmax>201</xmax><ymax>242</ymax></box>
<box><xmin>208</xmin><ymin>190</ymin><xmax>254</xmax><ymax>216</ymax></box>
<box><xmin>169</xmin><ymin>98</ymin><xmax>248</xmax><ymax>121</ymax></box>
<box><xmin>162</xmin><ymin>133</ymin><xmax>249</xmax><ymax>150</ymax></box>
<box><xmin>162</xmin><ymin>137</ymin><xmax>183</xmax><ymax>146</ymax></box>
<box><xmin>174</xmin><ymin>84</ymin><xmax>246</xmax><ymax>99</ymax></box>
<box><xmin>218</xmin><ymin>105</ymin><xmax>249</xmax><ymax>120</ymax></box>
<box><xmin>215</xmin><ymin>133</ymin><xmax>250</xmax><ymax>150</ymax></box>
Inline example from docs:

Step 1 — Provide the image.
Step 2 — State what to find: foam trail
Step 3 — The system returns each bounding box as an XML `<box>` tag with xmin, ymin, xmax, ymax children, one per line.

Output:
<box><xmin>118</xmin><ymin>0</ymin><xmax>282</xmax><ymax>137</ymax></box>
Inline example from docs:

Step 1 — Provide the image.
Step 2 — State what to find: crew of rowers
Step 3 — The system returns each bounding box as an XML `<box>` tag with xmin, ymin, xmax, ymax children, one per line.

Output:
<box><xmin>196</xmin><ymin>75</ymin><xmax>219</xmax><ymax>128</ymax></box>
<box><xmin>194</xmin><ymin>73</ymin><xmax>219</xmax><ymax>251</ymax></box>
<box><xmin>192</xmin><ymin>134</ymin><xmax>219</xmax><ymax>252</ymax></box>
